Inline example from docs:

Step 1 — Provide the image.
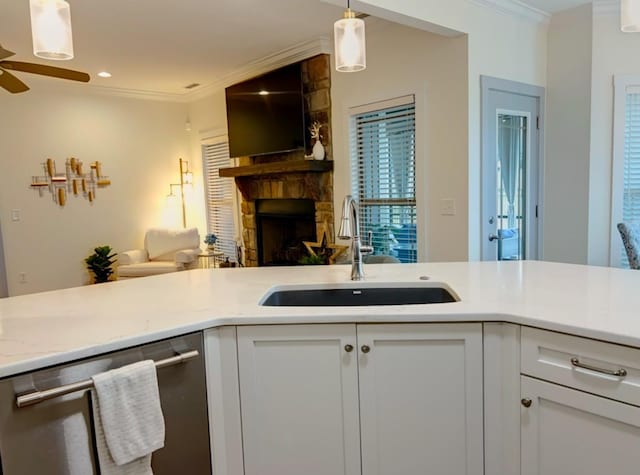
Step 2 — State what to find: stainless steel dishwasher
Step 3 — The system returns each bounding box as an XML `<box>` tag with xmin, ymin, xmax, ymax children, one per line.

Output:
<box><xmin>0</xmin><ymin>331</ymin><xmax>211</xmax><ymax>474</ymax></box>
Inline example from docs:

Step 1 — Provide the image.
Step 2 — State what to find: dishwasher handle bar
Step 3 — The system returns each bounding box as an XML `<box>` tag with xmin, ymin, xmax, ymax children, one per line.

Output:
<box><xmin>16</xmin><ymin>350</ymin><xmax>199</xmax><ymax>408</ymax></box>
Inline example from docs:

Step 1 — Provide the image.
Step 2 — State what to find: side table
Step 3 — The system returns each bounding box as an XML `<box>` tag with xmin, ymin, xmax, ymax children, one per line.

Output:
<box><xmin>198</xmin><ymin>250</ymin><xmax>224</xmax><ymax>269</ymax></box>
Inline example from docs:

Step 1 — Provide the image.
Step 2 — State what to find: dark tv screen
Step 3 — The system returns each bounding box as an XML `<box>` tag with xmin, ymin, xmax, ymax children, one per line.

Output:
<box><xmin>225</xmin><ymin>63</ymin><xmax>305</xmax><ymax>158</ymax></box>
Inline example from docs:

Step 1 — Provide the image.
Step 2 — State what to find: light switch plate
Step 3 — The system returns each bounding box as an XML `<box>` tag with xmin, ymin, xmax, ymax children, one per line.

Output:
<box><xmin>440</xmin><ymin>199</ymin><xmax>456</xmax><ymax>216</ymax></box>
<box><xmin>11</xmin><ymin>209</ymin><xmax>20</xmax><ymax>222</ymax></box>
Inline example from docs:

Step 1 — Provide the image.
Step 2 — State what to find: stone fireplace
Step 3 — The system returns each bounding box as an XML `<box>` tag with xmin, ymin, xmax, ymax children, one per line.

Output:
<box><xmin>236</xmin><ymin>165</ymin><xmax>334</xmax><ymax>267</ymax></box>
<box><xmin>220</xmin><ymin>54</ymin><xmax>334</xmax><ymax>267</ymax></box>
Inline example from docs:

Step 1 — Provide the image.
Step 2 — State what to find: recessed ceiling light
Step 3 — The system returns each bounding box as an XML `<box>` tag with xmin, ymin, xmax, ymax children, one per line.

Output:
<box><xmin>97</xmin><ymin>71</ymin><xmax>112</xmax><ymax>78</ymax></box>
<box><xmin>259</xmin><ymin>90</ymin><xmax>269</xmax><ymax>96</ymax></box>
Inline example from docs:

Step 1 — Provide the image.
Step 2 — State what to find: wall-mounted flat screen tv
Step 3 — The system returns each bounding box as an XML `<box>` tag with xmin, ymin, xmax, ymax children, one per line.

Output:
<box><xmin>225</xmin><ymin>63</ymin><xmax>305</xmax><ymax>158</ymax></box>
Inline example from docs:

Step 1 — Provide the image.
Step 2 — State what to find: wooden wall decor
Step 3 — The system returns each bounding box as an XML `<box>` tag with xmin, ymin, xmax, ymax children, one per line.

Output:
<box><xmin>30</xmin><ymin>158</ymin><xmax>111</xmax><ymax>207</ymax></box>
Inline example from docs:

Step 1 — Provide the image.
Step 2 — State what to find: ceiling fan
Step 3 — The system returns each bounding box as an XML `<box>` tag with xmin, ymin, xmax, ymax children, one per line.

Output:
<box><xmin>0</xmin><ymin>44</ymin><xmax>90</xmax><ymax>94</ymax></box>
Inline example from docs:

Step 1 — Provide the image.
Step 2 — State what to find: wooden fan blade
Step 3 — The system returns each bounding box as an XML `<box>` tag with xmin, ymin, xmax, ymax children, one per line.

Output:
<box><xmin>0</xmin><ymin>61</ymin><xmax>90</xmax><ymax>83</ymax></box>
<box><xmin>0</xmin><ymin>45</ymin><xmax>15</xmax><ymax>61</ymax></box>
<box><xmin>0</xmin><ymin>69</ymin><xmax>29</xmax><ymax>94</ymax></box>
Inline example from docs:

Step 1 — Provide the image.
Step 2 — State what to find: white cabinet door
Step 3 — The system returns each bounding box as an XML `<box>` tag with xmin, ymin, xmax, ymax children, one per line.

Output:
<box><xmin>237</xmin><ymin>324</ymin><xmax>361</xmax><ymax>475</ymax></box>
<box><xmin>358</xmin><ymin>323</ymin><xmax>484</xmax><ymax>475</ymax></box>
<box><xmin>521</xmin><ymin>376</ymin><xmax>640</xmax><ymax>475</ymax></box>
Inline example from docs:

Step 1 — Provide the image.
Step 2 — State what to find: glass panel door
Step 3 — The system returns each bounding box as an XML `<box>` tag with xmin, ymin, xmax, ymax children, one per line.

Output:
<box><xmin>496</xmin><ymin>113</ymin><xmax>527</xmax><ymax>260</ymax></box>
<box><xmin>481</xmin><ymin>77</ymin><xmax>540</xmax><ymax>262</ymax></box>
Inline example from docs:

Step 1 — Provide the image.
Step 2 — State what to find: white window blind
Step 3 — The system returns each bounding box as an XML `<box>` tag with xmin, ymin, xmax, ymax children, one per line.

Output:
<box><xmin>623</xmin><ymin>93</ymin><xmax>640</xmax><ymax>222</ymax></box>
<box><xmin>203</xmin><ymin>141</ymin><xmax>237</xmax><ymax>262</ymax></box>
<box><xmin>621</xmin><ymin>92</ymin><xmax>640</xmax><ymax>267</ymax></box>
<box><xmin>350</xmin><ymin>97</ymin><xmax>417</xmax><ymax>263</ymax></box>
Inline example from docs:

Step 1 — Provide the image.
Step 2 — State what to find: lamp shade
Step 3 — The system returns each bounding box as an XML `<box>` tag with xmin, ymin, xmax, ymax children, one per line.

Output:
<box><xmin>622</xmin><ymin>0</ymin><xmax>640</xmax><ymax>32</ymax></box>
<box><xmin>334</xmin><ymin>10</ymin><xmax>366</xmax><ymax>72</ymax></box>
<box><xmin>29</xmin><ymin>0</ymin><xmax>74</xmax><ymax>60</ymax></box>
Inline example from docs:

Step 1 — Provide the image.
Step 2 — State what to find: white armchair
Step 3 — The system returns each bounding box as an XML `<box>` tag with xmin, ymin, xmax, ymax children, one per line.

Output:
<box><xmin>117</xmin><ymin>228</ymin><xmax>201</xmax><ymax>279</ymax></box>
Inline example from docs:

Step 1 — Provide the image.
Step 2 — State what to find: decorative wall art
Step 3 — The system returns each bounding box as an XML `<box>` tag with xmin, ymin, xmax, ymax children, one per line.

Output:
<box><xmin>30</xmin><ymin>158</ymin><xmax>111</xmax><ymax>207</ymax></box>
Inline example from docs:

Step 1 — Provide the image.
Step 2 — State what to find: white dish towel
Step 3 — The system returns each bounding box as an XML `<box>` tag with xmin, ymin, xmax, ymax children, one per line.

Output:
<box><xmin>91</xmin><ymin>360</ymin><xmax>165</xmax><ymax>475</ymax></box>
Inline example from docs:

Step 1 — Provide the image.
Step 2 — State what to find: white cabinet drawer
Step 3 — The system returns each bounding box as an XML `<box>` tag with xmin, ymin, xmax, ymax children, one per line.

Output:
<box><xmin>521</xmin><ymin>327</ymin><xmax>640</xmax><ymax>406</ymax></box>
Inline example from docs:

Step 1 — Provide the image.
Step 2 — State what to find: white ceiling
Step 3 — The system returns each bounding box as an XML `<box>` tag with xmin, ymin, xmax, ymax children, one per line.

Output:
<box><xmin>521</xmin><ymin>0</ymin><xmax>591</xmax><ymax>14</ymax></box>
<box><xmin>0</xmin><ymin>0</ymin><xmax>344</xmax><ymax>96</ymax></box>
<box><xmin>0</xmin><ymin>0</ymin><xmax>594</xmax><ymax>97</ymax></box>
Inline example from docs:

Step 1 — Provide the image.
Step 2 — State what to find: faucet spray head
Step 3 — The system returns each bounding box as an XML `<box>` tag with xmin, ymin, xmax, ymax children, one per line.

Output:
<box><xmin>338</xmin><ymin>195</ymin><xmax>354</xmax><ymax>239</ymax></box>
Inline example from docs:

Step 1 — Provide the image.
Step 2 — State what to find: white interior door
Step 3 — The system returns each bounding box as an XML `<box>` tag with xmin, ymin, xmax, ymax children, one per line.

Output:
<box><xmin>482</xmin><ymin>77</ymin><xmax>543</xmax><ymax>261</ymax></box>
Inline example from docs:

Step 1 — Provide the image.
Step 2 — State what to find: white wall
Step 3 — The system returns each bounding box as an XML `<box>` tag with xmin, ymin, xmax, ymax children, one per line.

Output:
<box><xmin>0</xmin><ymin>86</ymin><xmax>190</xmax><ymax>295</ymax></box>
<box><xmin>588</xmin><ymin>9</ymin><xmax>640</xmax><ymax>266</ymax></box>
<box><xmin>343</xmin><ymin>0</ymin><xmax>549</xmax><ymax>260</ymax></box>
<box><xmin>544</xmin><ymin>5</ymin><xmax>592</xmax><ymax>264</ymax></box>
<box><xmin>331</xmin><ymin>19</ymin><xmax>468</xmax><ymax>262</ymax></box>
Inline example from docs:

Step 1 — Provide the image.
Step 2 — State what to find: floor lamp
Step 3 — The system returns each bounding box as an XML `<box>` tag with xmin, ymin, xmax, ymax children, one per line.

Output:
<box><xmin>167</xmin><ymin>158</ymin><xmax>193</xmax><ymax>228</ymax></box>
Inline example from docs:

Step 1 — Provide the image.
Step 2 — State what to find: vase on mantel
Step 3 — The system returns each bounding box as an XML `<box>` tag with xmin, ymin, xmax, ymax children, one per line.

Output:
<box><xmin>312</xmin><ymin>139</ymin><xmax>325</xmax><ymax>160</ymax></box>
<box><xmin>207</xmin><ymin>244</ymin><xmax>216</xmax><ymax>252</ymax></box>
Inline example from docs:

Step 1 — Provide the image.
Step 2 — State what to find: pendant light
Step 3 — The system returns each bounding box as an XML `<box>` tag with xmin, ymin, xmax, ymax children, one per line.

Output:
<box><xmin>621</xmin><ymin>0</ymin><xmax>640</xmax><ymax>32</ymax></box>
<box><xmin>29</xmin><ymin>0</ymin><xmax>74</xmax><ymax>60</ymax></box>
<box><xmin>334</xmin><ymin>0</ymin><xmax>366</xmax><ymax>72</ymax></box>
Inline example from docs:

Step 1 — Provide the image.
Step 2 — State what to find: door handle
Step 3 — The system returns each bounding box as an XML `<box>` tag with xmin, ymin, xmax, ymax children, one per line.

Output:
<box><xmin>488</xmin><ymin>233</ymin><xmax>501</xmax><ymax>242</ymax></box>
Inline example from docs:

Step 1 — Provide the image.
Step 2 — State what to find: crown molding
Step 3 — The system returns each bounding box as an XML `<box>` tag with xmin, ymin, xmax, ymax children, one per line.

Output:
<box><xmin>593</xmin><ymin>0</ymin><xmax>619</xmax><ymax>15</ymax></box>
<box><xmin>11</xmin><ymin>76</ymin><xmax>186</xmax><ymax>102</ymax></box>
<box><xmin>468</xmin><ymin>0</ymin><xmax>551</xmax><ymax>25</ymax></box>
<box><xmin>183</xmin><ymin>37</ymin><xmax>332</xmax><ymax>103</ymax></box>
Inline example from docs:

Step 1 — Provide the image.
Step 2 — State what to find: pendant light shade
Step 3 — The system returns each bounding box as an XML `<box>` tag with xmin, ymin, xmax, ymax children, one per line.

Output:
<box><xmin>29</xmin><ymin>0</ymin><xmax>74</xmax><ymax>60</ymax></box>
<box><xmin>621</xmin><ymin>0</ymin><xmax>640</xmax><ymax>32</ymax></box>
<box><xmin>334</xmin><ymin>8</ymin><xmax>366</xmax><ymax>72</ymax></box>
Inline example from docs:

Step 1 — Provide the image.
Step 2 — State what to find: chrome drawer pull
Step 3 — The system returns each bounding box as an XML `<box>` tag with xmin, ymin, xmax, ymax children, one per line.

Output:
<box><xmin>570</xmin><ymin>357</ymin><xmax>628</xmax><ymax>378</ymax></box>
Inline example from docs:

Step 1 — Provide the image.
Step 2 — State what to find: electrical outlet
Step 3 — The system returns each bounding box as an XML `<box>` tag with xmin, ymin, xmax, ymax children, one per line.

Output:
<box><xmin>440</xmin><ymin>198</ymin><xmax>456</xmax><ymax>216</ymax></box>
<box><xmin>19</xmin><ymin>273</ymin><xmax>27</xmax><ymax>284</ymax></box>
<box><xmin>11</xmin><ymin>209</ymin><xmax>20</xmax><ymax>222</ymax></box>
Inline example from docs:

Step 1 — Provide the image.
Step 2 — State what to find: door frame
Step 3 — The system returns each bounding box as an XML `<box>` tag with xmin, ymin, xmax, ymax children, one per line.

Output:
<box><xmin>481</xmin><ymin>76</ymin><xmax>545</xmax><ymax>261</ymax></box>
<box><xmin>0</xmin><ymin>216</ymin><xmax>7</xmax><ymax>298</ymax></box>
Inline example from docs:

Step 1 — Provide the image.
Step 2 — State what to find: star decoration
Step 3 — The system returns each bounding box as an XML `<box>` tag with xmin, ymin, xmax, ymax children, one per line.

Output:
<box><xmin>303</xmin><ymin>220</ymin><xmax>349</xmax><ymax>265</ymax></box>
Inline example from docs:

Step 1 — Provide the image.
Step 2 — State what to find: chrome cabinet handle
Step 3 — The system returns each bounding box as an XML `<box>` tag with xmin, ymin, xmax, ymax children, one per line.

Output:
<box><xmin>521</xmin><ymin>398</ymin><xmax>532</xmax><ymax>408</ymax></box>
<box><xmin>16</xmin><ymin>350</ymin><xmax>200</xmax><ymax>408</ymax></box>
<box><xmin>570</xmin><ymin>357</ymin><xmax>628</xmax><ymax>378</ymax></box>
<box><xmin>361</xmin><ymin>345</ymin><xmax>371</xmax><ymax>354</ymax></box>
<box><xmin>344</xmin><ymin>344</ymin><xmax>354</xmax><ymax>353</ymax></box>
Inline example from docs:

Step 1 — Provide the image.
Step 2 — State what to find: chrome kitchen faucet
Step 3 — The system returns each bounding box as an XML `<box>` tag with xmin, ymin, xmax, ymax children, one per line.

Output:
<box><xmin>338</xmin><ymin>195</ymin><xmax>373</xmax><ymax>280</ymax></box>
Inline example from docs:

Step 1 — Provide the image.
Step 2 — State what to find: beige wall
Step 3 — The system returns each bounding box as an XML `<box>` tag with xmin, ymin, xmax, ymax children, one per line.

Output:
<box><xmin>544</xmin><ymin>5</ymin><xmax>593</xmax><ymax>264</ymax></box>
<box><xmin>339</xmin><ymin>0</ymin><xmax>549</xmax><ymax>260</ymax></box>
<box><xmin>0</xmin><ymin>86</ymin><xmax>190</xmax><ymax>295</ymax></box>
<box><xmin>331</xmin><ymin>19</ymin><xmax>468</xmax><ymax>262</ymax></box>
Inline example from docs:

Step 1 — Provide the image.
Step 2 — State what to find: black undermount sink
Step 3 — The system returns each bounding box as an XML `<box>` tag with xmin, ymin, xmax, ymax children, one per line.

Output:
<box><xmin>260</xmin><ymin>284</ymin><xmax>459</xmax><ymax>307</ymax></box>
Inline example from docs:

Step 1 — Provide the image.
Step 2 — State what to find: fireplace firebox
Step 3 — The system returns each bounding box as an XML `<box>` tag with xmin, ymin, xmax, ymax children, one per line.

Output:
<box><xmin>255</xmin><ymin>199</ymin><xmax>316</xmax><ymax>266</ymax></box>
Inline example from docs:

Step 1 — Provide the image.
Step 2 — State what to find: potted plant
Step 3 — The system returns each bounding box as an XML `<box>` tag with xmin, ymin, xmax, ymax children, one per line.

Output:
<box><xmin>85</xmin><ymin>245</ymin><xmax>117</xmax><ymax>283</ymax></box>
<box><xmin>298</xmin><ymin>254</ymin><xmax>327</xmax><ymax>265</ymax></box>
<box><xmin>204</xmin><ymin>233</ymin><xmax>218</xmax><ymax>251</ymax></box>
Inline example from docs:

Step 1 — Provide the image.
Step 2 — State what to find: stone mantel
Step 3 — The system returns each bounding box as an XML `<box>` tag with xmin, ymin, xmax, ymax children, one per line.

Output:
<box><xmin>219</xmin><ymin>159</ymin><xmax>333</xmax><ymax>178</ymax></box>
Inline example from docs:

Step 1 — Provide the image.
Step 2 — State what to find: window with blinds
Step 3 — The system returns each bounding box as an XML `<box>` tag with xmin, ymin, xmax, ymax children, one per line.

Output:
<box><xmin>621</xmin><ymin>92</ymin><xmax>640</xmax><ymax>267</ymax></box>
<box><xmin>202</xmin><ymin>141</ymin><xmax>237</xmax><ymax>262</ymax></box>
<box><xmin>350</xmin><ymin>96</ymin><xmax>417</xmax><ymax>263</ymax></box>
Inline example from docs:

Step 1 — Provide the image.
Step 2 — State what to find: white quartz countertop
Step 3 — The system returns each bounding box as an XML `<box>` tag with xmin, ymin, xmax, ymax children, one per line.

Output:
<box><xmin>1</xmin><ymin>260</ymin><xmax>639</xmax><ymax>378</ymax></box>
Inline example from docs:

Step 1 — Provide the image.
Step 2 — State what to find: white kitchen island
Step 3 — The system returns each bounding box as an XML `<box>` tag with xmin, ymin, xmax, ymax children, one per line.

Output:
<box><xmin>2</xmin><ymin>260</ymin><xmax>640</xmax><ymax>475</ymax></box>
<box><xmin>1</xmin><ymin>260</ymin><xmax>639</xmax><ymax>376</ymax></box>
